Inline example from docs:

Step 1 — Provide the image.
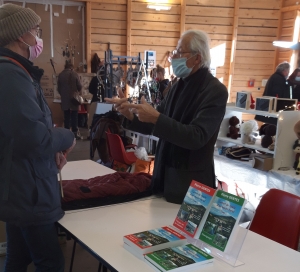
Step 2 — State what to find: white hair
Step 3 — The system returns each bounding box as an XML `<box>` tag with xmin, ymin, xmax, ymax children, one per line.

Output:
<box><xmin>276</xmin><ymin>61</ymin><xmax>290</xmax><ymax>73</ymax></box>
<box><xmin>181</xmin><ymin>30</ymin><xmax>211</xmax><ymax>68</ymax></box>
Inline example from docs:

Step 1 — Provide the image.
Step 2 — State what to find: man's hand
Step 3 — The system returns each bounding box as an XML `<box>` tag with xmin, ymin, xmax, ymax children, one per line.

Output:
<box><xmin>56</xmin><ymin>152</ymin><xmax>67</xmax><ymax>170</ymax></box>
<box><xmin>121</xmin><ymin>96</ymin><xmax>160</xmax><ymax>124</ymax></box>
<box><xmin>104</xmin><ymin>88</ymin><xmax>134</xmax><ymax>120</ymax></box>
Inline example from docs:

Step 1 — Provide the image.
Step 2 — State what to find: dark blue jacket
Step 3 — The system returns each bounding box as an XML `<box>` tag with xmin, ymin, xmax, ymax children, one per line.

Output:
<box><xmin>0</xmin><ymin>47</ymin><xmax>74</xmax><ymax>226</ymax></box>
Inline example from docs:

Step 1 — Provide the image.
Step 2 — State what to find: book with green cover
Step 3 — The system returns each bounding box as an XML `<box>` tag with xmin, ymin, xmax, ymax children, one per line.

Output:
<box><xmin>199</xmin><ymin>190</ymin><xmax>245</xmax><ymax>252</ymax></box>
<box><xmin>145</xmin><ymin>243</ymin><xmax>214</xmax><ymax>272</ymax></box>
<box><xmin>173</xmin><ymin>180</ymin><xmax>216</xmax><ymax>238</ymax></box>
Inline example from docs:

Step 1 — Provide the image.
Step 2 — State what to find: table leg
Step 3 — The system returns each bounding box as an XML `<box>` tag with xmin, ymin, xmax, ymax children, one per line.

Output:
<box><xmin>98</xmin><ymin>262</ymin><xmax>102</xmax><ymax>272</ymax></box>
<box><xmin>69</xmin><ymin>240</ymin><xmax>77</xmax><ymax>272</ymax></box>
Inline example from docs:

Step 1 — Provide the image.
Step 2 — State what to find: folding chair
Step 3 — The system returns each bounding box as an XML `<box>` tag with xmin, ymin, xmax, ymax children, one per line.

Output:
<box><xmin>249</xmin><ymin>188</ymin><xmax>300</xmax><ymax>250</ymax></box>
<box><xmin>106</xmin><ymin>131</ymin><xmax>137</xmax><ymax>172</ymax></box>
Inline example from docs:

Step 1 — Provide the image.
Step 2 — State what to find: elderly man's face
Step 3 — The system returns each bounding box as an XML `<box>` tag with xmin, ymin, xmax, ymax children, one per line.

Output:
<box><xmin>282</xmin><ymin>69</ymin><xmax>290</xmax><ymax>78</ymax></box>
<box><xmin>175</xmin><ymin>35</ymin><xmax>199</xmax><ymax>69</ymax></box>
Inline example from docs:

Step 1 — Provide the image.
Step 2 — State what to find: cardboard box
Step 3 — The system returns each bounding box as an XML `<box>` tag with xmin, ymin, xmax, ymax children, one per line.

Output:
<box><xmin>0</xmin><ymin>221</ymin><xmax>7</xmax><ymax>256</ymax></box>
<box><xmin>250</xmin><ymin>153</ymin><xmax>273</xmax><ymax>171</ymax></box>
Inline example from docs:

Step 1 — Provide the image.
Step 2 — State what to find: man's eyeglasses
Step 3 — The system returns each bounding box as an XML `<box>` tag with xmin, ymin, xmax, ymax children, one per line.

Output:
<box><xmin>171</xmin><ymin>49</ymin><xmax>192</xmax><ymax>58</ymax></box>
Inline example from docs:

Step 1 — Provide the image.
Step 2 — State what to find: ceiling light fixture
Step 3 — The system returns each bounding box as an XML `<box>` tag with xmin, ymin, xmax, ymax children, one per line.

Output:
<box><xmin>273</xmin><ymin>41</ymin><xmax>299</xmax><ymax>49</ymax></box>
<box><xmin>147</xmin><ymin>4</ymin><xmax>171</xmax><ymax>11</ymax></box>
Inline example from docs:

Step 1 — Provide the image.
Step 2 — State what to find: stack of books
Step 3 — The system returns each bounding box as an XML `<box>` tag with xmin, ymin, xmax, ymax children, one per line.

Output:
<box><xmin>123</xmin><ymin>180</ymin><xmax>246</xmax><ymax>270</ymax></box>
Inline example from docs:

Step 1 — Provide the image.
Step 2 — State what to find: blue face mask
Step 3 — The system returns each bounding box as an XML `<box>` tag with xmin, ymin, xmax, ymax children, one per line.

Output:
<box><xmin>295</xmin><ymin>76</ymin><xmax>300</xmax><ymax>81</ymax></box>
<box><xmin>171</xmin><ymin>55</ymin><xmax>195</xmax><ymax>78</ymax></box>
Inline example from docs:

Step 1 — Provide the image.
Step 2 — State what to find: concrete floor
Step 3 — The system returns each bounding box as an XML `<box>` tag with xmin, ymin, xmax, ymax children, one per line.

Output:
<box><xmin>0</xmin><ymin>128</ymin><xmax>107</xmax><ymax>272</ymax></box>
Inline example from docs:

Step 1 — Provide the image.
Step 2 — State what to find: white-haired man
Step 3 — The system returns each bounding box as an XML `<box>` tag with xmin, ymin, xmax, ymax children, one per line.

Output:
<box><xmin>263</xmin><ymin>61</ymin><xmax>290</xmax><ymax>98</ymax></box>
<box><xmin>106</xmin><ymin>30</ymin><xmax>228</xmax><ymax>204</ymax></box>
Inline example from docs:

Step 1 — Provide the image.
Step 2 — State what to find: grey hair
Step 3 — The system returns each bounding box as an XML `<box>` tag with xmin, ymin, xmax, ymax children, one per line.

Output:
<box><xmin>276</xmin><ymin>61</ymin><xmax>290</xmax><ymax>73</ymax></box>
<box><xmin>181</xmin><ymin>30</ymin><xmax>211</xmax><ymax>68</ymax></box>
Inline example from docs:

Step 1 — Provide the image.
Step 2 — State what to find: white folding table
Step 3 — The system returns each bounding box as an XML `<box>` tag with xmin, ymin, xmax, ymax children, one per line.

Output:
<box><xmin>58</xmin><ymin>160</ymin><xmax>300</xmax><ymax>272</ymax></box>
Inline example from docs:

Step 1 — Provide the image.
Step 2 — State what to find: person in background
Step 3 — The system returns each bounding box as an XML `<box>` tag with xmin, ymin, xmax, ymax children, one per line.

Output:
<box><xmin>89</xmin><ymin>59</ymin><xmax>104</xmax><ymax>102</ymax></box>
<box><xmin>288</xmin><ymin>68</ymin><xmax>300</xmax><ymax>100</ymax></box>
<box><xmin>0</xmin><ymin>3</ymin><xmax>75</xmax><ymax>271</ymax></box>
<box><xmin>106</xmin><ymin>30</ymin><xmax>228</xmax><ymax>204</ymax></box>
<box><xmin>255</xmin><ymin>61</ymin><xmax>291</xmax><ymax>125</ymax></box>
<box><xmin>57</xmin><ymin>61</ymin><xmax>82</xmax><ymax>139</ymax></box>
<box><xmin>154</xmin><ymin>64</ymin><xmax>170</xmax><ymax>99</ymax></box>
<box><xmin>162</xmin><ymin>74</ymin><xmax>178</xmax><ymax>99</ymax></box>
<box><xmin>263</xmin><ymin>61</ymin><xmax>290</xmax><ymax>98</ymax></box>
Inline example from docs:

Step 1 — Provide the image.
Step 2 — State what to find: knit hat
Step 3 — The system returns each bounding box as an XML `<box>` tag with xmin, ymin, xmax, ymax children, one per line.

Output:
<box><xmin>0</xmin><ymin>3</ymin><xmax>41</xmax><ymax>47</ymax></box>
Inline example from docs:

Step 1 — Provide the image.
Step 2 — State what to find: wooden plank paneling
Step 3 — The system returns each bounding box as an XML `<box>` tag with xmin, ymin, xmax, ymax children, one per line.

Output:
<box><xmin>91</xmin><ymin>43</ymin><xmax>126</xmax><ymax>52</ymax></box>
<box><xmin>283</xmin><ymin>0</ymin><xmax>299</xmax><ymax>7</ymax></box>
<box><xmin>235</xmin><ymin>63</ymin><xmax>273</xmax><ymax>70</ymax></box>
<box><xmin>282</xmin><ymin>18</ymin><xmax>296</xmax><ymax>27</ymax></box>
<box><xmin>237</xmin><ymin>36</ymin><xmax>277</xmax><ymax>42</ymax></box>
<box><xmin>236</xmin><ymin>42</ymin><xmax>275</xmax><ymax>50</ymax></box>
<box><xmin>186</xmin><ymin>0</ymin><xmax>234</xmax><ymax>7</ymax></box>
<box><xmin>186</xmin><ymin>16</ymin><xmax>233</xmax><ymax>25</ymax></box>
<box><xmin>233</xmin><ymin>75</ymin><xmax>271</xmax><ymax>81</ymax></box>
<box><xmin>233</xmin><ymin>69</ymin><xmax>274</xmax><ymax>76</ymax></box>
<box><xmin>131</xmin><ymin>13</ymin><xmax>180</xmax><ymax>22</ymax></box>
<box><xmin>131</xmin><ymin>3</ymin><xmax>181</xmax><ymax>14</ymax></box>
<box><xmin>131</xmin><ymin>44</ymin><xmax>173</xmax><ymax>52</ymax></box>
<box><xmin>91</xmin><ymin>2</ymin><xmax>126</xmax><ymax>11</ymax></box>
<box><xmin>239</xmin><ymin>9</ymin><xmax>279</xmax><ymax>19</ymax></box>
<box><xmin>239</xmin><ymin>0</ymin><xmax>281</xmax><ymax>9</ymax></box>
<box><xmin>186</xmin><ymin>6</ymin><xmax>234</xmax><ymax>17</ymax></box>
<box><xmin>131</xmin><ymin>30</ymin><xmax>180</xmax><ymax>38</ymax></box>
<box><xmin>235</xmin><ymin>50</ymin><xmax>275</xmax><ymax>58</ymax></box>
<box><xmin>185</xmin><ymin>24</ymin><xmax>232</xmax><ymax>34</ymax></box>
<box><xmin>235</xmin><ymin>57</ymin><xmax>274</xmax><ymax>65</ymax></box>
<box><xmin>87</xmin><ymin>0</ymin><xmax>282</xmax><ymax>98</ymax></box>
<box><xmin>282</xmin><ymin>10</ymin><xmax>297</xmax><ymax>19</ymax></box>
<box><xmin>91</xmin><ymin>19</ymin><xmax>127</xmax><ymax>29</ymax></box>
<box><xmin>132</xmin><ymin>36</ymin><xmax>178</xmax><ymax>46</ymax></box>
<box><xmin>91</xmin><ymin>0</ymin><xmax>126</xmax><ymax>4</ymax></box>
<box><xmin>227</xmin><ymin>0</ymin><xmax>239</xmax><ymax>95</ymax></box>
<box><xmin>131</xmin><ymin>21</ymin><xmax>180</xmax><ymax>31</ymax></box>
<box><xmin>91</xmin><ymin>28</ymin><xmax>127</xmax><ymax>35</ymax></box>
<box><xmin>237</xmin><ymin>26</ymin><xmax>277</xmax><ymax>36</ymax></box>
<box><xmin>91</xmin><ymin>10</ymin><xmax>127</xmax><ymax>20</ymax></box>
<box><xmin>281</xmin><ymin>27</ymin><xmax>294</xmax><ymax>36</ymax></box>
<box><xmin>91</xmin><ymin>34</ymin><xmax>126</xmax><ymax>44</ymax></box>
<box><xmin>238</xmin><ymin>19</ymin><xmax>278</xmax><ymax>27</ymax></box>
<box><xmin>181</xmin><ymin>0</ymin><xmax>186</xmax><ymax>34</ymax></box>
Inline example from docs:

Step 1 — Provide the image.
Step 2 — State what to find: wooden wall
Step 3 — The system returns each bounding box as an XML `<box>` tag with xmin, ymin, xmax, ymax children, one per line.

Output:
<box><xmin>185</xmin><ymin>0</ymin><xmax>235</xmax><ymax>88</ymax></box>
<box><xmin>232</xmin><ymin>0</ymin><xmax>280</xmax><ymax>102</ymax></box>
<box><xmin>86</xmin><ymin>0</ymin><xmax>299</xmax><ymax>104</ymax></box>
<box><xmin>90</xmin><ymin>0</ymin><xmax>127</xmax><ymax>59</ymax></box>
<box><xmin>276</xmin><ymin>0</ymin><xmax>300</xmax><ymax>70</ymax></box>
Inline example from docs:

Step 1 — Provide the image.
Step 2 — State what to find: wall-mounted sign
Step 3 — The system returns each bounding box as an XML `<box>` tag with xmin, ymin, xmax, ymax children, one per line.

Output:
<box><xmin>144</xmin><ymin>50</ymin><xmax>156</xmax><ymax>69</ymax></box>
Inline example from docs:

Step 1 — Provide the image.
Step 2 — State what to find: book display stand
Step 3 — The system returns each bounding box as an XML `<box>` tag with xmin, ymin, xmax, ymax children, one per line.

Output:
<box><xmin>192</xmin><ymin>209</ymin><xmax>251</xmax><ymax>267</ymax></box>
<box><xmin>171</xmin><ymin>182</ymin><xmax>251</xmax><ymax>267</ymax></box>
<box><xmin>123</xmin><ymin>180</ymin><xmax>253</xmax><ymax>270</ymax></box>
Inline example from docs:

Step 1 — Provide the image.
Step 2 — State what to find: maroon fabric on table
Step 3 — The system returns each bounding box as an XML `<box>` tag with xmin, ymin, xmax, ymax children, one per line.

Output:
<box><xmin>62</xmin><ymin>172</ymin><xmax>152</xmax><ymax>203</ymax></box>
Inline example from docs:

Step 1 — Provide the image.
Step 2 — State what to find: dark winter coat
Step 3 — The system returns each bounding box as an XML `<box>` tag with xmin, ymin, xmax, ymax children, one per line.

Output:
<box><xmin>263</xmin><ymin>72</ymin><xmax>290</xmax><ymax>98</ymax></box>
<box><xmin>57</xmin><ymin>68</ymin><xmax>82</xmax><ymax>111</ymax></box>
<box><xmin>0</xmin><ymin>47</ymin><xmax>74</xmax><ymax>227</ymax></box>
<box><xmin>89</xmin><ymin>76</ymin><xmax>104</xmax><ymax>102</ymax></box>
<box><xmin>288</xmin><ymin>79</ymin><xmax>300</xmax><ymax>100</ymax></box>
<box><xmin>124</xmin><ymin>68</ymin><xmax>228</xmax><ymax>204</ymax></box>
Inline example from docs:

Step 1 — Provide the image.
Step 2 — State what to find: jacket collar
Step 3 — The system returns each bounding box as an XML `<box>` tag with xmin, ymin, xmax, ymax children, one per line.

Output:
<box><xmin>0</xmin><ymin>47</ymin><xmax>44</xmax><ymax>82</ymax></box>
